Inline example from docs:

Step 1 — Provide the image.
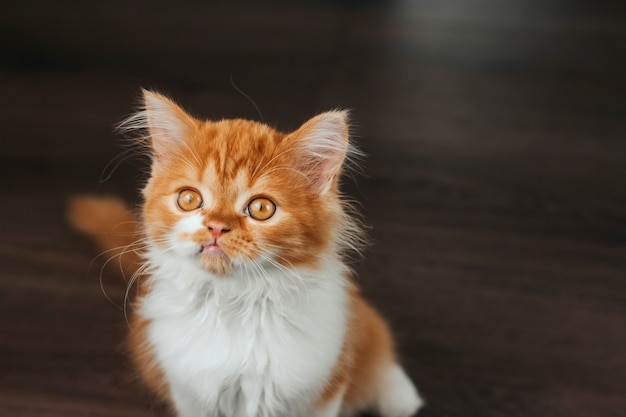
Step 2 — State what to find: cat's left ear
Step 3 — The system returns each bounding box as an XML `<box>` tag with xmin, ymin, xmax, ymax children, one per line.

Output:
<box><xmin>286</xmin><ymin>111</ymin><xmax>350</xmax><ymax>195</ymax></box>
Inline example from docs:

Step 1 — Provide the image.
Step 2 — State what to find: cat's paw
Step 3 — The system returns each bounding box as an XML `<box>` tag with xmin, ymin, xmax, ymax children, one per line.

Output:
<box><xmin>378</xmin><ymin>364</ymin><xmax>424</xmax><ymax>417</ymax></box>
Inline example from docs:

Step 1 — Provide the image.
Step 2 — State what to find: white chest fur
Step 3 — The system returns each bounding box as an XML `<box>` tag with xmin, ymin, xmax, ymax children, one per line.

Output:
<box><xmin>140</xmin><ymin>252</ymin><xmax>349</xmax><ymax>417</ymax></box>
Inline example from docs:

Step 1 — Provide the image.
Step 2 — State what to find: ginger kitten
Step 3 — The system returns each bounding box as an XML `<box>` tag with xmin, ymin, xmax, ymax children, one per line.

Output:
<box><xmin>70</xmin><ymin>91</ymin><xmax>423</xmax><ymax>417</ymax></box>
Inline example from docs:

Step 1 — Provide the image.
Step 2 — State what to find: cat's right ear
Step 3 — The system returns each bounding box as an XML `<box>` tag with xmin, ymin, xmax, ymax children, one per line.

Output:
<box><xmin>139</xmin><ymin>90</ymin><xmax>196</xmax><ymax>161</ymax></box>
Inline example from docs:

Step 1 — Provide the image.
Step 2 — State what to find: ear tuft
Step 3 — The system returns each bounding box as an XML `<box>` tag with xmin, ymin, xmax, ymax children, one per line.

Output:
<box><xmin>289</xmin><ymin>110</ymin><xmax>352</xmax><ymax>194</ymax></box>
<box><xmin>119</xmin><ymin>90</ymin><xmax>196</xmax><ymax>160</ymax></box>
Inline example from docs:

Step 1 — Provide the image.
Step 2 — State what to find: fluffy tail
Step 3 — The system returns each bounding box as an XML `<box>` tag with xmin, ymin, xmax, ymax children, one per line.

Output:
<box><xmin>68</xmin><ymin>196</ymin><xmax>143</xmax><ymax>278</ymax></box>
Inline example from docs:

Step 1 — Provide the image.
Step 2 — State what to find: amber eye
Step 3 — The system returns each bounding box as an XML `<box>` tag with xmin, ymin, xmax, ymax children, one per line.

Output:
<box><xmin>177</xmin><ymin>189</ymin><xmax>203</xmax><ymax>211</ymax></box>
<box><xmin>246</xmin><ymin>197</ymin><xmax>276</xmax><ymax>221</ymax></box>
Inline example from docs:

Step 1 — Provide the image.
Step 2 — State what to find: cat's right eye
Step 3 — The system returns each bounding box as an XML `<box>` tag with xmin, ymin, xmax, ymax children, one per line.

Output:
<box><xmin>177</xmin><ymin>189</ymin><xmax>203</xmax><ymax>211</ymax></box>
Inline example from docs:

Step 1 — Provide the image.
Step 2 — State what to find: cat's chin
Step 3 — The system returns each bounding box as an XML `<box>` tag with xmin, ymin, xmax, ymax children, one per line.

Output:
<box><xmin>198</xmin><ymin>248</ymin><xmax>234</xmax><ymax>276</ymax></box>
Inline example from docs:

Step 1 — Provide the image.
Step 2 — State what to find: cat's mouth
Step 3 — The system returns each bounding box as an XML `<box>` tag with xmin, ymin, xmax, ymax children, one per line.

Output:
<box><xmin>198</xmin><ymin>241</ymin><xmax>233</xmax><ymax>275</ymax></box>
<box><xmin>200</xmin><ymin>242</ymin><xmax>225</xmax><ymax>256</ymax></box>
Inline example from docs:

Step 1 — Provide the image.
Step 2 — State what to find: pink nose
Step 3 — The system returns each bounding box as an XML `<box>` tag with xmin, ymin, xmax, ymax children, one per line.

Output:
<box><xmin>207</xmin><ymin>222</ymin><xmax>231</xmax><ymax>240</ymax></box>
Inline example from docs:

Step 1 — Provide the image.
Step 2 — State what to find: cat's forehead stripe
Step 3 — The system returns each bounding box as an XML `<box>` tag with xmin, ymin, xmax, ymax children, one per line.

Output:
<box><xmin>192</xmin><ymin>119</ymin><xmax>284</xmax><ymax>182</ymax></box>
<box><xmin>200</xmin><ymin>162</ymin><xmax>250</xmax><ymax>211</ymax></box>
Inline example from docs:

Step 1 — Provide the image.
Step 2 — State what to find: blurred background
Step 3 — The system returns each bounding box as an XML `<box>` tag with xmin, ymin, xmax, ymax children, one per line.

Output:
<box><xmin>1</xmin><ymin>1</ymin><xmax>625</xmax><ymax>416</ymax></box>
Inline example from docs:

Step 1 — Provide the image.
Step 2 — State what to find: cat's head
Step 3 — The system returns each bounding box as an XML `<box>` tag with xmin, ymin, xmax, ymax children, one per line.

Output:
<box><xmin>126</xmin><ymin>90</ymin><xmax>362</xmax><ymax>277</ymax></box>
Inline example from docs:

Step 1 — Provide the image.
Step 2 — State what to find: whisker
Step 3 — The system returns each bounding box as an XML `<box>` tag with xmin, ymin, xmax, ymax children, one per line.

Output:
<box><xmin>251</xmin><ymin>148</ymin><xmax>299</xmax><ymax>179</ymax></box>
<box><xmin>99</xmin><ymin>147</ymin><xmax>141</xmax><ymax>183</ymax></box>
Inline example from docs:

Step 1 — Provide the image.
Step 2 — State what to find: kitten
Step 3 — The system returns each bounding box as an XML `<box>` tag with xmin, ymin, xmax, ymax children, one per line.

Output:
<box><xmin>70</xmin><ymin>90</ymin><xmax>423</xmax><ymax>417</ymax></box>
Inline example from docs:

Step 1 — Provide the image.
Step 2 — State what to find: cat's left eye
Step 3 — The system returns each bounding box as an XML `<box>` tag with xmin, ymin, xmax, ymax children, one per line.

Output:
<box><xmin>177</xmin><ymin>189</ymin><xmax>203</xmax><ymax>211</ymax></box>
<box><xmin>246</xmin><ymin>197</ymin><xmax>276</xmax><ymax>221</ymax></box>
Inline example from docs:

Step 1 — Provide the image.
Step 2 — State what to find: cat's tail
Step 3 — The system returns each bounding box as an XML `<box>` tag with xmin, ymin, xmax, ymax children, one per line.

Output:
<box><xmin>68</xmin><ymin>196</ymin><xmax>144</xmax><ymax>278</ymax></box>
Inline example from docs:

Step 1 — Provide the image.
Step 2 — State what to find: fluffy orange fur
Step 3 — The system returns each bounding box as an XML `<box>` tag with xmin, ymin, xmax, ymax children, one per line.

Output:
<box><xmin>70</xmin><ymin>91</ymin><xmax>419</xmax><ymax>416</ymax></box>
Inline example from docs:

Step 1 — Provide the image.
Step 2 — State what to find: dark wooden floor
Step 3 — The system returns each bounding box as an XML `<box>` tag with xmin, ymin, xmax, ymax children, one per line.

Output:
<box><xmin>1</xmin><ymin>1</ymin><xmax>626</xmax><ymax>416</ymax></box>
